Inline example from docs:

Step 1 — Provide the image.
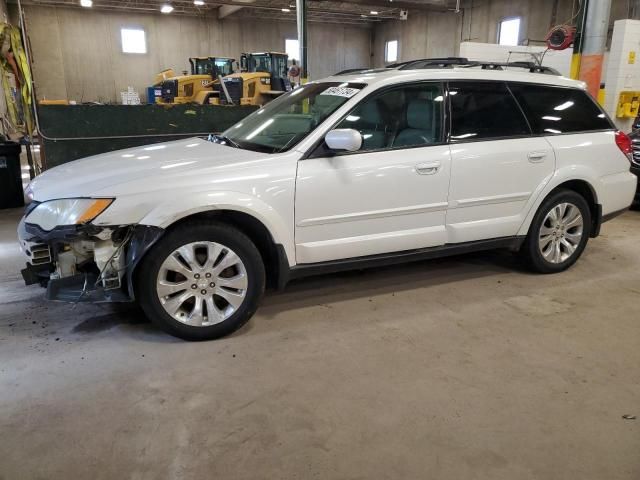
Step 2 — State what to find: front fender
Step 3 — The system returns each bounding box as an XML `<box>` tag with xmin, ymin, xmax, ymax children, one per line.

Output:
<box><xmin>138</xmin><ymin>190</ymin><xmax>295</xmax><ymax>266</ymax></box>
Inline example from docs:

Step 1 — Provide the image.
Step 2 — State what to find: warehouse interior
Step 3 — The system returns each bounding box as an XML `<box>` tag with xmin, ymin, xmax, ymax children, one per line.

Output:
<box><xmin>1</xmin><ymin>0</ymin><xmax>639</xmax><ymax>478</ymax></box>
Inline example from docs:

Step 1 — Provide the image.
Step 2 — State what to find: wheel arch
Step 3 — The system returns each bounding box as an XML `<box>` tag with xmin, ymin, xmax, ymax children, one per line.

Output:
<box><xmin>550</xmin><ymin>179</ymin><xmax>599</xmax><ymax>236</ymax></box>
<box><xmin>518</xmin><ymin>177</ymin><xmax>600</xmax><ymax>238</ymax></box>
<box><xmin>139</xmin><ymin>208</ymin><xmax>290</xmax><ymax>291</ymax></box>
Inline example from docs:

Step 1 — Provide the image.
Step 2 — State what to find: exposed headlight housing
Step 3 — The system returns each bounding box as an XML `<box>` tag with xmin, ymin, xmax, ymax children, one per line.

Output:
<box><xmin>25</xmin><ymin>198</ymin><xmax>114</xmax><ymax>231</ymax></box>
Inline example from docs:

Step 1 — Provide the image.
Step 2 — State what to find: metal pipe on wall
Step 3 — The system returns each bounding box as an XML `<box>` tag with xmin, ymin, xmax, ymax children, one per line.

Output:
<box><xmin>578</xmin><ymin>0</ymin><xmax>612</xmax><ymax>98</ymax></box>
<box><xmin>296</xmin><ymin>0</ymin><xmax>308</xmax><ymax>82</ymax></box>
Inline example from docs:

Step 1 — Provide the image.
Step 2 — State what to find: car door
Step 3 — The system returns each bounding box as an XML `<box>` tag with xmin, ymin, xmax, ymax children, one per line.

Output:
<box><xmin>295</xmin><ymin>82</ymin><xmax>452</xmax><ymax>264</ymax></box>
<box><xmin>446</xmin><ymin>81</ymin><xmax>556</xmax><ymax>243</ymax></box>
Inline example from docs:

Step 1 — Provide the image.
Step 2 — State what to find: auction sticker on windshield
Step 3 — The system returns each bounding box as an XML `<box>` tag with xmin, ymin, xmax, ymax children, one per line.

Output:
<box><xmin>320</xmin><ymin>86</ymin><xmax>360</xmax><ymax>98</ymax></box>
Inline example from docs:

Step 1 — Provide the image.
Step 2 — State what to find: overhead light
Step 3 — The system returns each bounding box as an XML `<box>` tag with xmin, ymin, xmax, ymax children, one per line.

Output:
<box><xmin>160</xmin><ymin>4</ymin><xmax>173</xmax><ymax>13</ymax></box>
<box><xmin>361</xmin><ymin>14</ymin><xmax>367</xmax><ymax>17</ymax></box>
<box><xmin>80</xmin><ymin>0</ymin><xmax>92</xmax><ymax>7</ymax></box>
<box><xmin>194</xmin><ymin>0</ymin><xmax>204</xmax><ymax>5</ymax></box>
<box><xmin>370</xmin><ymin>10</ymin><xmax>378</xmax><ymax>14</ymax></box>
<box><xmin>281</xmin><ymin>7</ymin><xmax>290</xmax><ymax>12</ymax></box>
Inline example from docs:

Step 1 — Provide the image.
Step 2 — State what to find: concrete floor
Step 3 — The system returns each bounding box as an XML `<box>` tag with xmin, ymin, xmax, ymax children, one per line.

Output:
<box><xmin>0</xmin><ymin>207</ymin><xmax>639</xmax><ymax>479</ymax></box>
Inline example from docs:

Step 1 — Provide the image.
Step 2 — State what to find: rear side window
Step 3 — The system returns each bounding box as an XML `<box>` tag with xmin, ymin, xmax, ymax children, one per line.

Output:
<box><xmin>509</xmin><ymin>84</ymin><xmax>612</xmax><ymax>135</ymax></box>
<box><xmin>449</xmin><ymin>82</ymin><xmax>530</xmax><ymax>141</ymax></box>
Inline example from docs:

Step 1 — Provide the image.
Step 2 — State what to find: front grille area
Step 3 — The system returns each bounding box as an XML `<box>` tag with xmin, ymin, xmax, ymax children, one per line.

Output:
<box><xmin>161</xmin><ymin>79</ymin><xmax>178</xmax><ymax>102</ymax></box>
<box><xmin>30</xmin><ymin>244</ymin><xmax>52</xmax><ymax>265</ymax></box>
<box><xmin>219</xmin><ymin>77</ymin><xmax>243</xmax><ymax>105</ymax></box>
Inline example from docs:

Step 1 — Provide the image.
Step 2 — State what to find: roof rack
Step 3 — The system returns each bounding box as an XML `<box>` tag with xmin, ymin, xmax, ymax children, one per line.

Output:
<box><xmin>395</xmin><ymin>57</ymin><xmax>560</xmax><ymax>75</ymax></box>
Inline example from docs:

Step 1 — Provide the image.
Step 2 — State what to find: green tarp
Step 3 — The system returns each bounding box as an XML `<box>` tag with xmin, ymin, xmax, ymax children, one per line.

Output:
<box><xmin>38</xmin><ymin>103</ymin><xmax>258</xmax><ymax>168</ymax></box>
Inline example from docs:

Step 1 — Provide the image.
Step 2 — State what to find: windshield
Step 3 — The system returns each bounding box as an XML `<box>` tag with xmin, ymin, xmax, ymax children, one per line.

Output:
<box><xmin>219</xmin><ymin>82</ymin><xmax>366</xmax><ymax>153</ymax></box>
<box><xmin>194</xmin><ymin>59</ymin><xmax>233</xmax><ymax>76</ymax></box>
<box><xmin>249</xmin><ymin>54</ymin><xmax>272</xmax><ymax>73</ymax></box>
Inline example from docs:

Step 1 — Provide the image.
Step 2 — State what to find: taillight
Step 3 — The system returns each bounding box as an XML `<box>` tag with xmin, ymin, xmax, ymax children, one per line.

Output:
<box><xmin>615</xmin><ymin>130</ymin><xmax>633</xmax><ymax>162</ymax></box>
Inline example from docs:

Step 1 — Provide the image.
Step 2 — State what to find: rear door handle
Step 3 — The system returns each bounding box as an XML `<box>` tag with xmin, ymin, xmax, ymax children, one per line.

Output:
<box><xmin>415</xmin><ymin>161</ymin><xmax>441</xmax><ymax>175</ymax></box>
<box><xmin>528</xmin><ymin>152</ymin><xmax>547</xmax><ymax>163</ymax></box>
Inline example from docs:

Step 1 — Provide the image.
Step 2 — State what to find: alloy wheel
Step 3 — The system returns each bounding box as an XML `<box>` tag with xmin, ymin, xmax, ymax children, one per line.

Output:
<box><xmin>538</xmin><ymin>202</ymin><xmax>584</xmax><ymax>264</ymax></box>
<box><xmin>156</xmin><ymin>241</ymin><xmax>248</xmax><ymax>326</ymax></box>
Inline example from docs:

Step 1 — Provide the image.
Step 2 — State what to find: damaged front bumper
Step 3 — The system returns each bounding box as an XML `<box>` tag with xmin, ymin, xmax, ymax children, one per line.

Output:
<box><xmin>18</xmin><ymin>218</ymin><xmax>163</xmax><ymax>303</ymax></box>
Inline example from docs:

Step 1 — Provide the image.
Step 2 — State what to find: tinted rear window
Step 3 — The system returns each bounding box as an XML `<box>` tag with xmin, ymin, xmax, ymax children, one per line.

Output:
<box><xmin>449</xmin><ymin>82</ymin><xmax>530</xmax><ymax>141</ymax></box>
<box><xmin>509</xmin><ymin>84</ymin><xmax>612</xmax><ymax>135</ymax></box>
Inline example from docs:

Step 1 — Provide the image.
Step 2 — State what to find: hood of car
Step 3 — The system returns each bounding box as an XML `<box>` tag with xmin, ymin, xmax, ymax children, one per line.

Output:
<box><xmin>28</xmin><ymin>138</ymin><xmax>271</xmax><ymax>201</ymax></box>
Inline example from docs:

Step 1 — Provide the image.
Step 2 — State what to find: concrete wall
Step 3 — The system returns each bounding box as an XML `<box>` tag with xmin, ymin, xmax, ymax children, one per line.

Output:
<box><xmin>21</xmin><ymin>6</ymin><xmax>372</xmax><ymax>103</ymax></box>
<box><xmin>371</xmin><ymin>0</ymin><xmax>637</xmax><ymax>69</ymax></box>
<box><xmin>372</xmin><ymin>11</ymin><xmax>462</xmax><ymax>66</ymax></box>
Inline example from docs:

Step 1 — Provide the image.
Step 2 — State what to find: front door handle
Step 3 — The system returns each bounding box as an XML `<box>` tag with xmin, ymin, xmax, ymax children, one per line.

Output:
<box><xmin>528</xmin><ymin>151</ymin><xmax>547</xmax><ymax>163</ymax></box>
<box><xmin>415</xmin><ymin>161</ymin><xmax>441</xmax><ymax>175</ymax></box>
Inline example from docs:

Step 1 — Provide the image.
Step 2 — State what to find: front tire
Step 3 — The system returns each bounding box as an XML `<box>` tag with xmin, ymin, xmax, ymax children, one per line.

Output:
<box><xmin>522</xmin><ymin>189</ymin><xmax>591</xmax><ymax>273</ymax></box>
<box><xmin>137</xmin><ymin>221</ymin><xmax>265</xmax><ymax>340</ymax></box>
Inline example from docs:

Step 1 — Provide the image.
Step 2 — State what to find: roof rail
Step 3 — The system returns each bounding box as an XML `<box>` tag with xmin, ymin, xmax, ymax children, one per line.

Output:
<box><xmin>396</xmin><ymin>57</ymin><xmax>560</xmax><ymax>75</ymax></box>
<box><xmin>393</xmin><ymin>57</ymin><xmax>470</xmax><ymax>69</ymax></box>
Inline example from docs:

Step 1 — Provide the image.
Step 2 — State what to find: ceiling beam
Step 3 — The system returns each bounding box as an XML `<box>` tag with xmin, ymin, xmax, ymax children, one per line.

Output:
<box><xmin>218</xmin><ymin>4</ymin><xmax>243</xmax><ymax>17</ymax></box>
<box><xmin>323</xmin><ymin>0</ymin><xmax>453</xmax><ymax>12</ymax></box>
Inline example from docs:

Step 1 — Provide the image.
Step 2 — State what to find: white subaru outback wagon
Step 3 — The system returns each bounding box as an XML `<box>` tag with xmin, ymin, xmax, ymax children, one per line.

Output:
<box><xmin>18</xmin><ymin>59</ymin><xmax>638</xmax><ymax>340</ymax></box>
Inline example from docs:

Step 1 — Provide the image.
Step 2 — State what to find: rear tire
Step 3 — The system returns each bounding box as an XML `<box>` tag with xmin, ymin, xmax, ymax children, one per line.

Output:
<box><xmin>137</xmin><ymin>221</ymin><xmax>265</xmax><ymax>341</ymax></box>
<box><xmin>521</xmin><ymin>189</ymin><xmax>591</xmax><ymax>274</ymax></box>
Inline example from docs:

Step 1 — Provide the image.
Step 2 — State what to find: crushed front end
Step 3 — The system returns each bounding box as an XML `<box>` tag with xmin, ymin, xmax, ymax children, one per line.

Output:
<box><xmin>18</xmin><ymin>200</ymin><xmax>163</xmax><ymax>303</ymax></box>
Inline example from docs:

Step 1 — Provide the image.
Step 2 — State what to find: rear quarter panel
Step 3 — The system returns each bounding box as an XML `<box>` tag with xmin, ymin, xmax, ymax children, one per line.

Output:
<box><xmin>517</xmin><ymin>131</ymin><xmax>637</xmax><ymax>236</ymax></box>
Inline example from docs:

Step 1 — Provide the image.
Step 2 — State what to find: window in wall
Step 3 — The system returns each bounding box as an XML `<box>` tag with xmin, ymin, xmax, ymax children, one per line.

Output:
<box><xmin>121</xmin><ymin>28</ymin><xmax>146</xmax><ymax>54</ymax></box>
<box><xmin>498</xmin><ymin>17</ymin><xmax>520</xmax><ymax>46</ymax></box>
<box><xmin>285</xmin><ymin>38</ymin><xmax>299</xmax><ymax>61</ymax></box>
<box><xmin>449</xmin><ymin>81</ymin><xmax>530</xmax><ymax>141</ymax></box>
<box><xmin>385</xmin><ymin>40</ymin><xmax>398</xmax><ymax>63</ymax></box>
<box><xmin>336</xmin><ymin>82</ymin><xmax>443</xmax><ymax>151</ymax></box>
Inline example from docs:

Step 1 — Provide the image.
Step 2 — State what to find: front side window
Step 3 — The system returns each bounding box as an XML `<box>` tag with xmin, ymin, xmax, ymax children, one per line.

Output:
<box><xmin>508</xmin><ymin>84</ymin><xmax>613</xmax><ymax>134</ymax></box>
<box><xmin>335</xmin><ymin>83</ymin><xmax>444</xmax><ymax>152</ymax></box>
<box><xmin>221</xmin><ymin>82</ymin><xmax>366</xmax><ymax>153</ymax></box>
<box><xmin>449</xmin><ymin>81</ymin><xmax>530</xmax><ymax>141</ymax></box>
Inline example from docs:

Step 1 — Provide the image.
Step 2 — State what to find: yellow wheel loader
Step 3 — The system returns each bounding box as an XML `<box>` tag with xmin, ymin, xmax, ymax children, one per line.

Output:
<box><xmin>210</xmin><ymin>52</ymin><xmax>292</xmax><ymax>106</ymax></box>
<box><xmin>154</xmin><ymin>57</ymin><xmax>234</xmax><ymax>104</ymax></box>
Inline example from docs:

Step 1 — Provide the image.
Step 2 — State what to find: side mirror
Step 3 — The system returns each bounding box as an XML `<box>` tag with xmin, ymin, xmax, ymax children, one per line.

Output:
<box><xmin>325</xmin><ymin>129</ymin><xmax>362</xmax><ymax>152</ymax></box>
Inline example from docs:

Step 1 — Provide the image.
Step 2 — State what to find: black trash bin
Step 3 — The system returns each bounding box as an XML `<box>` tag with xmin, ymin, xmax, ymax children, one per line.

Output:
<box><xmin>0</xmin><ymin>141</ymin><xmax>24</xmax><ymax>209</ymax></box>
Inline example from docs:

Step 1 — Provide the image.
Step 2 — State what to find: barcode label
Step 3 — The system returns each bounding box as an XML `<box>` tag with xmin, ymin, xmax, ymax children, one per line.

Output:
<box><xmin>320</xmin><ymin>86</ymin><xmax>360</xmax><ymax>98</ymax></box>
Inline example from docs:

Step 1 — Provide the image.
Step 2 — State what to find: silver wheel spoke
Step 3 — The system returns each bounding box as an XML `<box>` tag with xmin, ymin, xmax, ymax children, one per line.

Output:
<box><xmin>212</xmin><ymin>250</ymin><xmax>241</xmax><ymax>276</ymax></box>
<box><xmin>157</xmin><ymin>279</ymin><xmax>189</xmax><ymax>297</ymax></box>
<box><xmin>565</xmin><ymin>215</ymin><xmax>583</xmax><ymax>230</ymax></box>
<box><xmin>203</xmin><ymin>243</ymin><xmax>222</xmax><ymax>270</ymax></box>
<box><xmin>560</xmin><ymin>238</ymin><xmax>576</xmax><ymax>255</ymax></box>
<box><xmin>185</xmin><ymin>296</ymin><xmax>204</xmax><ymax>326</ymax></box>
<box><xmin>163</xmin><ymin>255</ymin><xmax>193</xmax><ymax>278</ymax></box>
<box><xmin>177</xmin><ymin>244</ymin><xmax>200</xmax><ymax>271</ymax></box>
<box><xmin>205</xmin><ymin>296</ymin><xmax>226</xmax><ymax>325</ymax></box>
<box><xmin>162</xmin><ymin>291</ymin><xmax>193</xmax><ymax>316</ymax></box>
<box><xmin>553</xmin><ymin>240</ymin><xmax>562</xmax><ymax>263</ymax></box>
<box><xmin>563</xmin><ymin>205</ymin><xmax>580</xmax><ymax>224</ymax></box>
<box><xmin>215</xmin><ymin>287</ymin><xmax>244</xmax><ymax>309</ymax></box>
<box><xmin>564</xmin><ymin>231</ymin><xmax>582</xmax><ymax>245</ymax></box>
<box><xmin>216</xmin><ymin>273</ymin><xmax>248</xmax><ymax>290</ymax></box>
<box><xmin>539</xmin><ymin>234</ymin><xmax>554</xmax><ymax>249</ymax></box>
